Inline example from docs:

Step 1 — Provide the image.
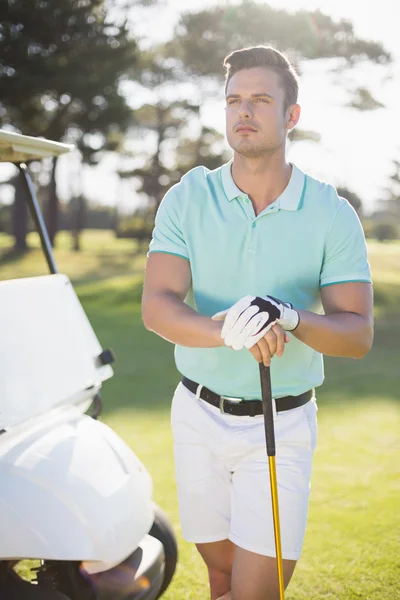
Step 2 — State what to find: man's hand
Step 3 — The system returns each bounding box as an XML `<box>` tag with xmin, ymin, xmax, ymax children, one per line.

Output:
<box><xmin>212</xmin><ymin>294</ymin><xmax>299</xmax><ymax>350</ymax></box>
<box><xmin>248</xmin><ymin>324</ymin><xmax>290</xmax><ymax>366</ymax></box>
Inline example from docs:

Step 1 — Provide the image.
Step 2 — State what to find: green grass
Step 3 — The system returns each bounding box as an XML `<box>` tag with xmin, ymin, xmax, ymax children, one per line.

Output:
<box><xmin>1</xmin><ymin>231</ymin><xmax>399</xmax><ymax>600</ymax></box>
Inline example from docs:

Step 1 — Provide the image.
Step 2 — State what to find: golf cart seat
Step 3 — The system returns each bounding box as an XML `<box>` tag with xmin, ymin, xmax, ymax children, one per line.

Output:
<box><xmin>0</xmin><ymin>273</ymin><xmax>114</xmax><ymax>430</ymax></box>
<box><xmin>0</xmin><ymin>130</ymin><xmax>113</xmax><ymax>430</ymax></box>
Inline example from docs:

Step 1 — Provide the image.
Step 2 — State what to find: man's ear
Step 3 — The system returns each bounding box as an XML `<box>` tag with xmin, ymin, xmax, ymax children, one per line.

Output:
<box><xmin>286</xmin><ymin>103</ymin><xmax>301</xmax><ymax>131</ymax></box>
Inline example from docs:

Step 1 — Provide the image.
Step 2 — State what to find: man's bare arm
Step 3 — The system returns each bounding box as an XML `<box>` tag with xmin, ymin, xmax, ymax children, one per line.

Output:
<box><xmin>142</xmin><ymin>253</ymin><xmax>224</xmax><ymax>347</ymax></box>
<box><xmin>292</xmin><ymin>282</ymin><xmax>374</xmax><ymax>359</ymax></box>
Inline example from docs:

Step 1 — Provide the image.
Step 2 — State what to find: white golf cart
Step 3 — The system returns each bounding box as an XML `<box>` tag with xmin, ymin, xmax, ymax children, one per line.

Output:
<box><xmin>0</xmin><ymin>130</ymin><xmax>177</xmax><ymax>600</ymax></box>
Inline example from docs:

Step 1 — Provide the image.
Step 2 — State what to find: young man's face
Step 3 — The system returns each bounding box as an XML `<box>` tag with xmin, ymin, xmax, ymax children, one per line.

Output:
<box><xmin>225</xmin><ymin>66</ymin><xmax>299</xmax><ymax>158</ymax></box>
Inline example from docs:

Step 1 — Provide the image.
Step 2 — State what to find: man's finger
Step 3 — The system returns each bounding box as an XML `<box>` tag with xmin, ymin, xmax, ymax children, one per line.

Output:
<box><xmin>254</xmin><ymin>337</ymin><xmax>271</xmax><ymax>367</ymax></box>
<box><xmin>271</xmin><ymin>324</ymin><xmax>285</xmax><ymax>357</ymax></box>
<box><xmin>248</xmin><ymin>344</ymin><xmax>262</xmax><ymax>363</ymax></box>
<box><xmin>265</xmin><ymin>328</ymin><xmax>278</xmax><ymax>357</ymax></box>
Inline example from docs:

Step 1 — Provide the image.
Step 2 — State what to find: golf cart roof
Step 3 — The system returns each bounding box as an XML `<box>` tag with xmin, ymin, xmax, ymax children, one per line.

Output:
<box><xmin>0</xmin><ymin>129</ymin><xmax>74</xmax><ymax>163</ymax></box>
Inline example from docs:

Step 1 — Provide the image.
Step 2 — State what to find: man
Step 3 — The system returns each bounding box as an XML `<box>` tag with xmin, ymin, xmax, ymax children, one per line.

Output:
<box><xmin>142</xmin><ymin>46</ymin><xmax>373</xmax><ymax>600</ymax></box>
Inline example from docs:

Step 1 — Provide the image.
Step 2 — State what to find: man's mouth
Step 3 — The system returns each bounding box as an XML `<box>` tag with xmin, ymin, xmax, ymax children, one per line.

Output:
<box><xmin>236</xmin><ymin>126</ymin><xmax>257</xmax><ymax>133</ymax></box>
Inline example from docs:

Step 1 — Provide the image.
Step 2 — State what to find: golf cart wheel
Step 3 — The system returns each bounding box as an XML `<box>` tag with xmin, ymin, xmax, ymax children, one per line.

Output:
<box><xmin>149</xmin><ymin>504</ymin><xmax>178</xmax><ymax>598</ymax></box>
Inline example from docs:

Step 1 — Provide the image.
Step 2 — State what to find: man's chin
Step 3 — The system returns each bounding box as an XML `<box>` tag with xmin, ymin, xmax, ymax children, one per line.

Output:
<box><xmin>233</xmin><ymin>146</ymin><xmax>267</xmax><ymax>159</ymax></box>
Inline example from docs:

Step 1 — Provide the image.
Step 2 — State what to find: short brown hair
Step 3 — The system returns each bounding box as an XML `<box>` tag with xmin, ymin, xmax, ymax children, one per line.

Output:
<box><xmin>223</xmin><ymin>46</ymin><xmax>299</xmax><ymax>111</ymax></box>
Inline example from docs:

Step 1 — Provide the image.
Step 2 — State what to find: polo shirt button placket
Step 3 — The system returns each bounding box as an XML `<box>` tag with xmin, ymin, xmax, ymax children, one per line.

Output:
<box><xmin>248</xmin><ymin>219</ymin><xmax>257</xmax><ymax>254</ymax></box>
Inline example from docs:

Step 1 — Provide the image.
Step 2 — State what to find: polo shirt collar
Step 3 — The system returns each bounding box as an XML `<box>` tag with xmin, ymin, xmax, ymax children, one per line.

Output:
<box><xmin>221</xmin><ymin>160</ymin><xmax>306</xmax><ymax>211</ymax></box>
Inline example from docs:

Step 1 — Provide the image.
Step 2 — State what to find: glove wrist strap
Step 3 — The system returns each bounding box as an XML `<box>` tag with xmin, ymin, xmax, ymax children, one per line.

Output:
<box><xmin>279</xmin><ymin>306</ymin><xmax>300</xmax><ymax>331</ymax></box>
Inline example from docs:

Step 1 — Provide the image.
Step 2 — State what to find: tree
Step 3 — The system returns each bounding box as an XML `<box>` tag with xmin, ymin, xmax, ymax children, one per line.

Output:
<box><xmin>347</xmin><ymin>87</ymin><xmax>385</xmax><ymax>111</ymax></box>
<box><xmin>372</xmin><ymin>221</ymin><xmax>398</xmax><ymax>242</ymax></box>
<box><xmin>0</xmin><ymin>0</ymin><xmax>142</xmax><ymax>248</ymax></box>
<box><xmin>168</xmin><ymin>2</ymin><xmax>391</xmax><ymax>78</ymax></box>
<box><xmin>118</xmin><ymin>112</ymin><xmax>229</xmax><ymax>248</ymax></box>
<box><xmin>116</xmin><ymin>54</ymin><xmax>231</xmax><ymax>245</ymax></box>
<box><xmin>11</xmin><ymin>173</ymin><xmax>28</xmax><ymax>252</ymax></box>
<box><xmin>119</xmin><ymin>99</ymin><xmax>201</xmax><ymax>208</ymax></box>
<box><xmin>174</xmin><ymin>126</ymin><xmax>231</xmax><ymax>175</ymax></box>
<box><xmin>117</xmin><ymin>53</ymin><xmax>230</xmax><ymax>242</ymax></box>
<box><xmin>385</xmin><ymin>159</ymin><xmax>400</xmax><ymax>217</ymax></box>
<box><xmin>69</xmin><ymin>194</ymin><xmax>87</xmax><ymax>252</ymax></box>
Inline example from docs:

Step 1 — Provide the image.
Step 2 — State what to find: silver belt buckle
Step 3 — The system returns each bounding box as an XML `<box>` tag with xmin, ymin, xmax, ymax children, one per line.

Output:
<box><xmin>219</xmin><ymin>395</ymin><xmax>242</xmax><ymax>414</ymax></box>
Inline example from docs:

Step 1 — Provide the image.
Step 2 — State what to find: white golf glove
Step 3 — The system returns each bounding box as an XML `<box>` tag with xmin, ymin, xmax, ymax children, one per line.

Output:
<box><xmin>212</xmin><ymin>294</ymin><xmax>299</xmax><ymax>351</ymax></box>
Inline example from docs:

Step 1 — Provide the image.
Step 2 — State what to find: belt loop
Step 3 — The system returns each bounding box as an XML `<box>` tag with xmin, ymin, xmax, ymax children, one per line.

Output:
<box><xmin>249</xmin><ymin>403</ymin><xmax>257</xmax><ymax>417</ymax></box>
<box><xmin>196</xmin><ymin>383</ymin><xmax>203</xmax><ymax>400</ymax></box>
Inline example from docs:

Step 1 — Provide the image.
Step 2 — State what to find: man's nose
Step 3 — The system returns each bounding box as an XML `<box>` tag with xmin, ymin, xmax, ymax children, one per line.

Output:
<box><xmin>238</xmin><ymin>100</ymin><xmax>253</xmax><ymax>119</ymax></box>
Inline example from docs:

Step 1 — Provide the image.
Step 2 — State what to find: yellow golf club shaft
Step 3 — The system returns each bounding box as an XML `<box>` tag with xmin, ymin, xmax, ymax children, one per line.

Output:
<box><xmin>268</xmin><ymin>455</ymin><xmax>285</xmax><ymax>599</ymax></box>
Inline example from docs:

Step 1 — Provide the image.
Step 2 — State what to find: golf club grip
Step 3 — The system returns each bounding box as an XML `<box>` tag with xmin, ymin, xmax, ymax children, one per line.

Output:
<box><xmin>259</xmin><ymin>363</ymin><xmax>276</xmax><ymax>457</ymax></box>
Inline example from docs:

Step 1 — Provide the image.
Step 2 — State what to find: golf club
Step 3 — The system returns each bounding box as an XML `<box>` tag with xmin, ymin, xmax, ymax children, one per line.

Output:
<box><xmin>259</xmin><ymin>363</ymin><xmax>285</xmax><ymax>600</ymax></box>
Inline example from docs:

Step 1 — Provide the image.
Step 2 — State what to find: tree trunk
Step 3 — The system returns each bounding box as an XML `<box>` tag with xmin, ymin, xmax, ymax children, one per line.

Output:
<box><xmin>12</xmin><ymin>175</ymin><xmax>28</xmax><ymax>252</ymax></box>
<box><xmin>71</xmin><ymin>195</ymin><xmax>86</xmax><ymax>252</ymax></box>
<box><xmin>46</xmin><ymin>156</ymin><xmax>59</xmax><ymax>247</ymax></box>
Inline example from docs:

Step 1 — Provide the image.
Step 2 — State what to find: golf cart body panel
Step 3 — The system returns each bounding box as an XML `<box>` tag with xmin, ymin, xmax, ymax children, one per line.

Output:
<box><xmin>0</xmin><ymin>130</ymin><xmax>177</xmax><ymax>596</ymax></box>
<box><xmin>0</xmin><ymin>406</ymin><xmax>154</xmax><ymax>566</ymax></box>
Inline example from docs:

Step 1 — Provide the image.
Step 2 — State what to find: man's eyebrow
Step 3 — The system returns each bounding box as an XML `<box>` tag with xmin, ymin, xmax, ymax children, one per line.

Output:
<box><xmin>252</xmin><ymin>93</ymin><xmax>275</xmax><ymax>99</ymax></box>
<box><xmin>226</xmin><ymin>93</ymin><xmax>275</xmax><ymax>100</ymax></box>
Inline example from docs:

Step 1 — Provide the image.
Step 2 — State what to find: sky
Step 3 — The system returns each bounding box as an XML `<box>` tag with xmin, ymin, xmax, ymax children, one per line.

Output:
<box><xmin>1</xmin><ymin>0</ymin><xmax>399</xmax><ymax>215</ymax></box>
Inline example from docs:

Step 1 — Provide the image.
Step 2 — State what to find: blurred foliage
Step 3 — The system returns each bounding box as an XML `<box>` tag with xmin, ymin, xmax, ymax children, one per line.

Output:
<box><xmin>383</xmin><ymin>158</ymin><xmax>400</xmax><ymax>217</ymax></box>
<box><xmin>370</xmin><ymin>157</ymin><xmax>400</xmax><ymax>241</ymax></box>
<box><xmin>167</xmin><ymin>2</ymin><xmax>391</xmax><ymax>77</ymax></box>
<box><xmin>0</xmin><ymin>192</ymin><xmax>115</xmax><ymax>234</ymax></box>
<box><xmin>372</xmin><ymin>221</ymin><xmax>399</xmax><ymax>242</ymax></box>
<box><xmin>118</xmin><ymin>94</ymin><xmax>202</xmax><ymax>207</ymax></box>
<box><xmin>336</xmin><ymin>186</ymin><xmax>363</xmax><ymax>216</ymax></box>
<box><xmin>0</xmin><ymin>0</ymin><xmax>142</xmax><ymax>247</ymax></box>
<box><xmin>288</xmin><ymin>128</ymin><xmax>321</xmax><ymax>143</ymax></box>
<box><xmin>347</xmin><ymin>87</ymin><xmax>385</xmax><ymax>111</ymax></box>
<box><xmin>0</xmin><ymin>0</ymin><xmax>139</xmax><ymax>151</ymax></box>
<box><xmin>117</xmin><ymin>53</ymin><xmax>231</xmax><ymax>218</ymax></box>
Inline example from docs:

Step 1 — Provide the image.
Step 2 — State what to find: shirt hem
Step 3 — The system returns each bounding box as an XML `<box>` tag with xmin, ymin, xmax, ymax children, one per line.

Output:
<box><xmin>320</xmin><ymin>278</ymin><xmax>371</xmax><ymax>288</ymax></box>
<box><xmin>148</xmin><ymin>249</ymin><xmax>189</xmax><ymax>261</ymax></box>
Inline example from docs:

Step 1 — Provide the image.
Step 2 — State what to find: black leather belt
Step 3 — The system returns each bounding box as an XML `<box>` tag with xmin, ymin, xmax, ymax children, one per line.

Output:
<box><xmin>182</xmin><ymin>377</ymin><xmax>313</xmax><ymax>417</ymax></box>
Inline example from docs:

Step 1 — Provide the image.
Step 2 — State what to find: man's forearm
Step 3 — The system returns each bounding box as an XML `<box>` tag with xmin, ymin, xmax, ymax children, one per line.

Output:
<box><xmin>142</xmin><ymin>292</ymin><xmax>224</xmax><ymax>347</ymax></box>
<box><xmin>293</xmin><ymin>310</ymin><xmax>374</xmax><ymax>358</ymax></box>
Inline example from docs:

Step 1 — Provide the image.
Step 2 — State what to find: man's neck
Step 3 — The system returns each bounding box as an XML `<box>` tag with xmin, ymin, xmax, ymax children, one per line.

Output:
<box><xmin>231</xmin><ymin>151</ymin><xmax>292</xmax><ymax>215</ymax></box>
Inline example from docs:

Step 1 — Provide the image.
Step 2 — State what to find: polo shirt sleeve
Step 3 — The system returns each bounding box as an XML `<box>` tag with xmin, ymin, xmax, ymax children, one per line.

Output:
<box><xmin>147</xmin><ymin>186</ymin><xmax>189</xmax><ymax>261</ymax></box>
<box><xmin>320</xmin><ymin>201</ymin><xmax>372</xmax><ymax>287</ymax></box>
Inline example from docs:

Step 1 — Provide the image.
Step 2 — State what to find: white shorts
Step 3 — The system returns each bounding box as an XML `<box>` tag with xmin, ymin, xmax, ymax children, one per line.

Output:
<box><xmin>170</xmin><ymin>382</ymin><xmax>318</xmax><ymax>561</ymax></box>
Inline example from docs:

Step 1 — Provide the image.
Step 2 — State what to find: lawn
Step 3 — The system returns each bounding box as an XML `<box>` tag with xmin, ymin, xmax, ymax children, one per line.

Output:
<box><xmin>1</xmin><ymin>231</ymin><xmax>399</xmax><ymax>600</ymax></box>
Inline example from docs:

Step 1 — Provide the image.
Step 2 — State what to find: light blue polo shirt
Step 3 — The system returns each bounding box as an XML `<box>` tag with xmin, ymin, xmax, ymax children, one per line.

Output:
<box><xmin>148</xmin><ymin>161</ymin><xmax>372</xmax><ymax>399</ymax></box>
